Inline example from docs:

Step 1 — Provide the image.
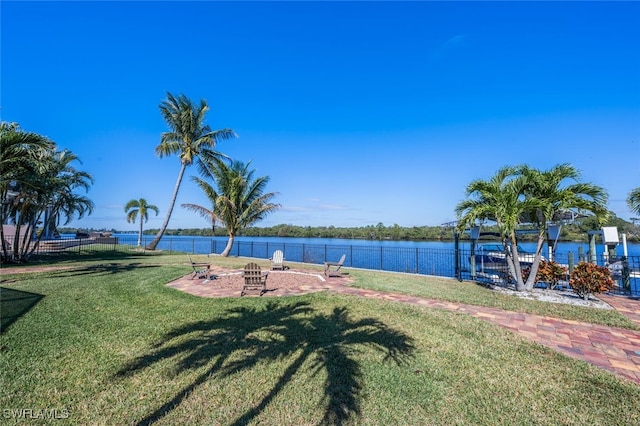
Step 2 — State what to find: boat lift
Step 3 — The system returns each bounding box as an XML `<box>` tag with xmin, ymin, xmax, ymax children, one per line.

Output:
<box><xmin>455</xmin><ymin>222</ymin><xmax>605</xmax><ymax>280</ymax></box>
<box><xmin>459</xmin><ymin>225</ymin><xmax>542</xmax><ymax>282</ymax></box>
<box><xmin>587</xmin><ymin>226</ymin><xmax>632</xmax><ymax>290</ymax></box>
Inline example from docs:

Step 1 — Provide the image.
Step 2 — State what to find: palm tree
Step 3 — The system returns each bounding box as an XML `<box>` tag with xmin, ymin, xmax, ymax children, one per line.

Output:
<box><xmin>145</xmin><ymin>92</ymin><xmax>237</xmax><ymax>250</ymax></box>
<box><xmin>628</xmin><ymin>187</ymin><xmax>640</xmax><ymax>216</ymax></box>
<box><xmin>1</xmin><ymin>129</ymin><xmax>94</xmax><ymax>261</ymax></box>
<box><xmin>124</xmin><ymin>198</ymin><xmax>160</xmax><ymax>246</ymax></box>
<box><xmin>197</xmin><ymin>156</ymin><xmax>280</xmax><ymax>257</ymax></box>
<box><xmin>456</xmin><ymin>164</ymin><xmax>609</xmax><ymax>292</ymax></box>
<box><xmin>517</xmin><ymin>163</ymin><xmax>609</xmax><ymax>291</ymax></box>
<box><xmin>1</xmin><ymin>122</ymin><xmax>56</xmax><ymax>259</ymax></box>
<box><xmin>455</xmin><ymin>165</ymin><xmax>534</xmax><ymax>291</ymax></box>
<box><xmin>181</xmin><ymin>173</ymin><xmax>220</xmax><ymax>235</ymax></box>
<box><xmin>39</xmin><ymin>149</ymin><xmax>94</xmax><ymax>242</ymax></box>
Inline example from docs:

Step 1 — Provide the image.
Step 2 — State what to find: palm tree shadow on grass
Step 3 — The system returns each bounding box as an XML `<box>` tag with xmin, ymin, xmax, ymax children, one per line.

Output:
<box><xmin>46</xmin><ymin>263</ymin><xmax>161</xmax><ymax>278</ymax></box>
<box><xmin>0</xmin><ymin>287</ymin><xmax>43</xmax><ymax>333</ymax></box>
<box><xmin>115</xmin><ymin>301</ymin><xmax>415</xmax><ymax>425</ymax></box>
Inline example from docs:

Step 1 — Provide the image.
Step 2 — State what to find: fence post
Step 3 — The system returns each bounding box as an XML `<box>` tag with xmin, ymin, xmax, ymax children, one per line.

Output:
<box><xmin>622</xmin><ymin>256</ymin><xmax>631</xmax><ymax>291</ymax></box>
<box><xmin>568</xmin><ymin>251</ymin><xmax>574</xmax><ymax>277</ymax></box>
<box><xmin>380</xmin><ymin>246</ymin><xmax>383</xmax><ymax>270</ymax></box>
<box><xmin>454</xmin><ymin>232</ymin><xmax>460</xmax><ymax>281</ymax></box>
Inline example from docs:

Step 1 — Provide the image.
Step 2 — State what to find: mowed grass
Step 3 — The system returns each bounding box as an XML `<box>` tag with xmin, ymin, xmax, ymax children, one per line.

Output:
<box><xmin>1</xmin><ymin>252</ymin><xmax>639</xmax><ymax>425</ymax></box>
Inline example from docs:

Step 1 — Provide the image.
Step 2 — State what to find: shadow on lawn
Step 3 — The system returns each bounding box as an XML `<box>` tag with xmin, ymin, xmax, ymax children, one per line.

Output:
<box><xmin>115</xmin><ymin>301</ymin><xmax>415</xmax><ymax>425</ymax></box>
<box><xmin>46</xmin><ymin>263</ymin><xmax>162</xmax><ymax>278</ymax></box>
<box><xmin>0</xmin><ymin>287</ymin><xmax>43</xmax><ymax>333</ymax></box>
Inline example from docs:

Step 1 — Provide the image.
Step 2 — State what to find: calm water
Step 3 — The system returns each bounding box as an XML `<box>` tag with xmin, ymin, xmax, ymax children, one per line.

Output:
<box><xmin>108</xmin><ymin>234</ymin><xmax>640</xmax><ymax>295</ymax></box>
<box><xmin>116</xmin><ymin>234</ymin><xmax>640</xmax><ymax>258</ymax></box>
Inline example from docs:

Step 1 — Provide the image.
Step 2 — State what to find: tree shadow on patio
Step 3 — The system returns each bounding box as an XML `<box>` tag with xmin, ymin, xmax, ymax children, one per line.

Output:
<box><xmin>115</xmin><ymin>301</ymin><xmax>415</xmax><ymax>425</ymax></box>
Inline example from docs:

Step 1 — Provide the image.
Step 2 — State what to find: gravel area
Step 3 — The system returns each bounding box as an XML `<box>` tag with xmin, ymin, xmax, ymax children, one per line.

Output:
<box><xmin>490</xmin><ymin>286</ymin><xmax>613</xmax><ymax>309</ymax></box>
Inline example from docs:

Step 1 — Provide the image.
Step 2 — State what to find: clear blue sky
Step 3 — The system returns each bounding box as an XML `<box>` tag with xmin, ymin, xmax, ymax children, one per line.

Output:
<box><xmin>2</xmin><ymin>1</ymin><xmax>639</xmax><ymax>232</ymax></box>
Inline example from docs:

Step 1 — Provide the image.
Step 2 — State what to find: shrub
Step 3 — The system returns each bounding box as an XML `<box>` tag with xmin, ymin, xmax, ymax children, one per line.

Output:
<box><xmin>569</xmin><ymin>262</ymin><xmax>615</xmax><ymax>300</ymax></box>
<box><xmin>536</xmin><ymin>260</ymin><xmax>568</xmax><ymax>290</ymax></box>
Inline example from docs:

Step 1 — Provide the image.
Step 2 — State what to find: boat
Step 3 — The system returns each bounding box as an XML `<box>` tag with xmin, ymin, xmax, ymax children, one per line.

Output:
<box><xmin>470</xmin><ymin>244</ymin><xmax>543</xmax><ymax>283</ymax></box>
<box><xmin>473</xmin><ymin>243</ymin><xmax>539</xmax><ymax>268</ymax></box>
<box><xmin>605</xmin><ymin>258</ymin><xmax>640</xmax><ymax>279</ymax></box>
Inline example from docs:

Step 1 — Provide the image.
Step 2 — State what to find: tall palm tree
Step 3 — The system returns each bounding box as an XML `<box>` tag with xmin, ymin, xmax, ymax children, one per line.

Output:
<box><xmin>145</xmin><ymin>92</ymin><xmax>237</xmax><ymax>250</ymax></box>
<box><xmin>517</xmin><ymin>163</ymin><xmax>609</xmax><ymax>291</ymax></box>
<box><xmin>125</xmin><ymin>198</ymin><xmax>160</xmax><ymax>246</ymax></box>
<box><xmin>455</xmin><ymin>165</ymin><xmax>534</xmax><ymax>291</ymax></box>
<box><xmin>628</xmin><ymin>187</ymin><xmax>640</xmax><ymax>216</ymax></box>
<box><xmin>198</xmin><ymin>157</ymin><xmax>280</xmax><ymax>257</ymax></box>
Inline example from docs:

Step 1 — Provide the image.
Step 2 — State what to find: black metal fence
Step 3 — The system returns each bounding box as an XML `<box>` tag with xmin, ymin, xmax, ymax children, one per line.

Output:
<box><xmin>15</xmin><ymin>235</ymin><xmax>640</xmax><ymax>297</ymax></box>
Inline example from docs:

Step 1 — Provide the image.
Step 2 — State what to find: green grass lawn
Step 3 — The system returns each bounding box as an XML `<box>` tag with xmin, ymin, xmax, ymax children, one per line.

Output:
<box><xmin>1</xmin><ymin>252</ymin><xmax>639</xmax><ymax>425</ymax></box>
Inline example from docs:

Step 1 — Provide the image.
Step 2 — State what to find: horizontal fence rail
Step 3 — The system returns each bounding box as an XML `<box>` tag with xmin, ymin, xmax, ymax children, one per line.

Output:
<box><xmin>10</xmin><ymin>235</ymin><xmax>640</xmax><ymax>296</ymax></box>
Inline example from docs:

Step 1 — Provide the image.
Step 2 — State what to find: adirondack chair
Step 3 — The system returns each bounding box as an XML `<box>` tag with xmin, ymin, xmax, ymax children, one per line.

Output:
<box><xmin>270</xmin><ymin>250</ymin><xmax>285</xmax><ymax>270</ymax></box>
<box><xmin>241</xmin><ymin>262</ymin><xmax>268</xmax><ymax>296</ymax></box>
<box><xmin>324</xmin><ymin>254</ymin><xmax>346</xmax><ymax>277</ymax></box>
<box><xmin>189</xmin><ymin>255</ymin><xmax>211</xmax><ymax>280</ymax></box>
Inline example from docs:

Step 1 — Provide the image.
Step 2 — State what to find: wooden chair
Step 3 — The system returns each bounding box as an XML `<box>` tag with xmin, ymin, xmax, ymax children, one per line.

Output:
<box><xmin>189</xmin><ymin>255</ymin><xmax>211</xmax><ymax>280</ymax></box>
<box><xmin>324</xmin><ymin>254</ymin><xmax>346</xmax><ymax>277</ymax></box>
<box><xmin>270</xmin><ymin>250</ymin><xmax>286</xmax><ymax>270</ymax></box>
<box><xmin>242</xmin><ymin>262</ymin><xmax>267</xmax><ymax>296</ymax></box>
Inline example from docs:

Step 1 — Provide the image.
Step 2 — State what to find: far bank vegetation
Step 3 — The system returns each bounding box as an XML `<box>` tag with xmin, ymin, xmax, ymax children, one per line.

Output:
<box><xmin>63</xmin><ymin>215</ymin><xmax>639</xmax><ymax>243</ymax></box>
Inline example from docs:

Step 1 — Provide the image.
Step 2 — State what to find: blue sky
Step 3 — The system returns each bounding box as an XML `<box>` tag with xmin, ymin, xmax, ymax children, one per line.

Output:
<box><xmin>2</xmin><ymin>1</ymin><xmax>639</xmax><ymax>232</ymax></box>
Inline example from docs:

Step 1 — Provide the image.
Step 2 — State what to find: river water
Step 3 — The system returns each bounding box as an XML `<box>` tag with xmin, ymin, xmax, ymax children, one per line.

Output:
<box><xmin>116</xmin><ymin>234</ymin><xmax>640</xmax><ymax>258</ymax></box>
<box><xmin>111</xmin><ymin>234</ymin><xmax>639</xmax><ymax>295</ymax></box>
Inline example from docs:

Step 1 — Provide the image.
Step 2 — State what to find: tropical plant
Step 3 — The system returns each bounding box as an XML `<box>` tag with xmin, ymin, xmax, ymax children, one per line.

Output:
<box><xmin>535</xmin><ymin>260</ymin><xmax>568</xmax><ymax>290</ymax></box>
<box><xmin>194</xmin><ymin>156</ymin><xmax>280</xmax><ymax>256</ymax></box>
<box><xmin>455</xmin><ymin>165</ymin><xmax>534</xmax><ymax>291</ymax></box>
<box><xmin>1</xmin><ymin>123</ymin><xmax>94</xmax><ymax>262</ymax></box>
<box><xmin>628</xmin><ymin>187</ymin><xmax>640</xmax><ymax>216</ymax></box>
<box><xmin>456</xmin><ymin>164</ymin><xmax>609</xmax><ymax>292</ymax></box>
<box><xmin>569</xmin><ymin>262</ymin><xmax>615</xmax><ymax>300</ymax></box>
<box><xmin>124</xmin><ymin>198</ymin><xmax>160</xmax><ymax>246</ymax></box>
<box><xmin>181</xmin><ymin>174</ymin><xmax>219</xmax><ymax>236</ymax></box>
<box><xmin>517</xmin><ymin>163</ymin><xmax>609</xmax><ymax>291</ymax></box>
<box><xmin>145</xmin><ymin>92</ymin><xmax>236</xmax><ymax>250</ymax></box>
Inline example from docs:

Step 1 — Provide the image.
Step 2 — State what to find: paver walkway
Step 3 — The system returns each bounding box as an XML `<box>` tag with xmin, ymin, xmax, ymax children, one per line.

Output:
<box><xmin>167</xmin><ymin>268</ymin><xmax>640</xmax><ymax>386</ymax></box>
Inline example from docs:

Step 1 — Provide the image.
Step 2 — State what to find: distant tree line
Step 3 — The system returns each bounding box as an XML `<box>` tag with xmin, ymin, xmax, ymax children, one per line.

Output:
<box><xmin>60</xmin><ymin>215</ymin><xmax>640</xmax><ymax>243</ymax></box>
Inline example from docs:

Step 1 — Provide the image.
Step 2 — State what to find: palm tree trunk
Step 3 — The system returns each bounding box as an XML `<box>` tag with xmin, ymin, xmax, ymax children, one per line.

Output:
<box><xmin>506</xmin><ymin>234</ymin><xmax>527</xmax><ymax>291</ymax></box>
<box><xmin>221</xmin><ymin>233</ymin><xmax>235</xmax><ymax>257</ymax></box>
<box><xmin>524</xmin><ymin>231</ymin><xmax>547</xmax><ymax>291</ymax></box>
<box><xmin>138</xmin><ymin>219</ymin><xmax>143</xmax><ymax>247</ymax></box>
<box><xmin>146</xmin><ymin>163</ymin><xmax>187</xmax><ymax>250</ymax></box>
